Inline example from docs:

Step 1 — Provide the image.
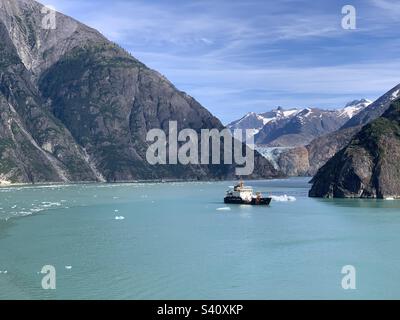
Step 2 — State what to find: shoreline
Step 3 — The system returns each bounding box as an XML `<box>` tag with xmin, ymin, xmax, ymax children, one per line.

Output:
<box><xmin>0</xmin><ymin>176</ymin><xmax>304</xmax><ymax>189</ymax></box>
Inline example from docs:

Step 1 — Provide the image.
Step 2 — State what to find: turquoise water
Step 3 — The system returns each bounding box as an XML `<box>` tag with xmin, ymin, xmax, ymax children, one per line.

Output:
<box><xmin>1</xmin><ymin>178</ymin><xmax>400</xmax><ymax>299</ymax></box>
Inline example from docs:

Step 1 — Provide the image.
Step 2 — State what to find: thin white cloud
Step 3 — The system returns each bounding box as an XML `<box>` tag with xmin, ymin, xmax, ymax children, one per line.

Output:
<box><xmin>41</xmin><ymin>0</ymin><xmax>400</xmax><ymax>123</ymax></box>
<box><xmin>370</xmin><ymin>0</ymin><xmax>400</xmax><ymax>15</ymax></box>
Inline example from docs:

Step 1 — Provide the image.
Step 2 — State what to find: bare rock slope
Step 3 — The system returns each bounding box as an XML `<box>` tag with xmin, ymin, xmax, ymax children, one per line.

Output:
<box><xmin>309</xmin><ymin>100</ymin><xmax>400</xmax><ymax>199</ymax></box>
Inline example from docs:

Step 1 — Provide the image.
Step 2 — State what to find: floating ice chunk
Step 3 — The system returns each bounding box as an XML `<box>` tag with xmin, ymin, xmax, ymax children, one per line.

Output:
<box><xmin>115</xmin><ymin>216</ymin><xmax>125</xmax><ymax>220</ymax></box>
<box><xmin>216</xmin><ymin>207</ymin><xmax>231</xmax><ymax>211</ymax></box>
<box><xmin>385</xmin><ymin>197</ymin><xmax>395</xmax><ymax>201</ymax></box>
<box><xmin>270</xmin><ymin>195</ymin><xmax>296</xmax><ymax>202</ymax></box>
<box><xmin>65</xmin><ymin>266</ymin><xmax>72</xmax><ymax>270</ymax></box>
<box><xmin>41</xmin><ymin>202</ymin><xmax>61</xmax><ymax>207</ymax></box>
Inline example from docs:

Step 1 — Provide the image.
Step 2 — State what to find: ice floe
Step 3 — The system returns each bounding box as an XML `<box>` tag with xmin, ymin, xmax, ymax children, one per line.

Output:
<box><xmin>216</xmin><ymin>207</ymin><xmax>231</xmax><ymax>211</ymax></box>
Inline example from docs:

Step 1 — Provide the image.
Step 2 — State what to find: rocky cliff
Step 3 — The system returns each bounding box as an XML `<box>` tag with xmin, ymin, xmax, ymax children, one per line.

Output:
<box><xmin>0</xmin><ymin>0</ymin><xmax>279</xmax><ymax>183</ymax></box>
<box><xmin>305</xmin><ymin>85</ymin><xmax>400</xmax><ymax>176</ymax></box>
<box><xmin>309</xmin><ymin>100</ymin><xmax>400</xmax><ymax>199</ymax></box>
<box><xmin>305</xmin><ymin>126</ymin><xmax>361</xmax><ymax>176</ymax></box>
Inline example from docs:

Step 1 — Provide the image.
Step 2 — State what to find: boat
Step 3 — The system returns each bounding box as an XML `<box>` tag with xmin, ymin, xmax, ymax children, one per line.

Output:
<box><xmin>224</xmin><ymin>180</ymin><xmax>272</xmax><ymax>205</ymax></box>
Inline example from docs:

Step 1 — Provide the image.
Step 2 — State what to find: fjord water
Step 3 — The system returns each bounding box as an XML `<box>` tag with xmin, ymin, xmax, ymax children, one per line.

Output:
<box><xmin>1</xmin><ymin>178</ymin><xmax>400</xmax><ymax>299</ymax></box>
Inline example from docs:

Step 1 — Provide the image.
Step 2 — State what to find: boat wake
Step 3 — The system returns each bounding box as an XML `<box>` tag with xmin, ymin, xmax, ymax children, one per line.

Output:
<box><xmin>216</xmin><ymin>207</ymin><xmax>231</xmax><ymax>211</ymax></box>
<box><xmin>0</xmin><ymin>201</ymin><xmax>64</xmax><ymax>222</ymax></box>
<box><xmin>270</xmin><ymin>195</ymin><xmax>296</xmax><ymax>202</ymax></box>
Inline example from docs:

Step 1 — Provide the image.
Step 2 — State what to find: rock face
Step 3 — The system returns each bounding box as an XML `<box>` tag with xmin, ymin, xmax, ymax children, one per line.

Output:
<box><xmin>275</xmin><ymin>147</ymin><xmax>310</xmax><ymax>176</ymax></box>
<box><xmin>305</xmin><ymin>126</ymin><xmax>361</xmax><ymax>176</ymax></box>
<box><xmin>309</xmin><ymin>100</ymin><xmax>400</xmax><ymax>199</ymax></box>
<box><xmin>0</xmin><ymin>16</ymin><xmax>98</xmax><ymax>183</ymax></box>
<box><xmin>0</xmin><ymin>0</ymin><xmax>279</xmax><ymax>183</ymax></box>
<box><xmin>305</xmin><ymin>86</ymin><xmax>400</xmax><ymax>176</ymax></box>
<box><xmin>255</xmin><ymin>146</ymin><xmax>310</xmax><ymax>176</ymax></box>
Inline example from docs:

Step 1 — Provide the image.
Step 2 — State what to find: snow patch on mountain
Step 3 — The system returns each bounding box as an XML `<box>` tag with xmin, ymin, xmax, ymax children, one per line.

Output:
<box><xmin>228</xmin><ymin>108</ymin><xmax>302</xmax><ymax>138</ymax></box>
<box><xmin>391</xmin><ymin>89</ymin><xmax>400</xmax><ymax>99</ymax></box>
<box><xmin>228</xmin><ymin>99</ymin><xmax>370</xmax><ymax>145</ymax></box>
<box><xmin>337</xmin><ymin>99</ymin><xmax>372</xmax><ymax>118</ymax></box>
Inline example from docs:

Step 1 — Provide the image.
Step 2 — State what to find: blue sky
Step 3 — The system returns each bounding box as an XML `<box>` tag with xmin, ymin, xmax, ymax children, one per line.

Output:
<box><xmin>45</xmin><ymin>0</ymin><xmax>400</xmax><ymax>123</ymax></box>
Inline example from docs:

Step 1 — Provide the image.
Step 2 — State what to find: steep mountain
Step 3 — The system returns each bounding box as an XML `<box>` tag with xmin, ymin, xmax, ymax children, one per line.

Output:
<box><xmin>228</xmin><ymin>112</ymin><xmax>265</xmax><ymax>136</ymax></box>
<box><xmin>309</xmin><ymin>100</ymin><xmax>400</xmax><ymax>199</ymax></box>
<box><xmin>0</xmin><ymin>12</ymin><xmax>100</xmax><ymax>183</ymax></box>
<box><xmin>305</xmin><ymin>87</ymin><xmax>400</xmax><ymax>176</ymax></box>
<box><xmin>342</xmin><ymin>84</ymin><xmax>400</xmax><ymax>129</ymax></box>
<box><xmin>255</xmin><ymin>108</ymin><xmax>338</xmax><ymax>147</ymax></box>
<box><xmin>227</xmin><ymin>107</ymin><xmax>299</xmax><ymax>140</ymax></box>
<box><xmin>0</xmin><ymin>0</ymin><xmax>279</xmax><ymax>183</ymax></box>
<box><xmin>338</xmin><ymin>99</ymin><xmax>372</xmax><ymax>119</ymax></box>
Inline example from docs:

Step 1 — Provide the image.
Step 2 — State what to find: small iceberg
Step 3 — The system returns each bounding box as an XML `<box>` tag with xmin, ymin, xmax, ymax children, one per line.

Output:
<box><xmin>115</xmin><ymin>216</ymin><xmax>125</xmax><ymax>220</ymax></box>
<box><xmin>216</xmin><ymin>207</ymin><xmax>231</xmax><ymax>211</ymax></box>
<box><xmin>270</xmin><ymin>195</ymin><xmax>296</xmax><ymax>202</ymax></box>
<box><xmin>65</xmin><ymin>266</ymin><xmax>72</xmax><ymax>270</ymax></box>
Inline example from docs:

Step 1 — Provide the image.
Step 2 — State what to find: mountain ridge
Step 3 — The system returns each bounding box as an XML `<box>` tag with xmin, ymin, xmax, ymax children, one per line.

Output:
<box><xmin>228</xmin><ymin>99</ymin><xmax>371</xmax><ymax>147</ymax></box>
<box><xmin>309</xmin><ymin>99</ymin><xmax>400</xmax><ymax>199</ymax></box>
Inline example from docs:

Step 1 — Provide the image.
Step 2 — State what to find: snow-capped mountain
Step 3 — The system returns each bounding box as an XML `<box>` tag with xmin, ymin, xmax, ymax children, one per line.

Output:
<box><xmin>228</xmin><ymin>99</ymin><xmax>371</xmax><ymax>146</ymax></box>
<box><xmin>227</xmin><ymin>107</ymin><xmax>301</xmax><ymax>140</ymax></box>
<box><xmin>342</xmin><ymin>85</ymin><xmax>400</xmax><ymax>129</ymax></box>
<box><xmin>337</xmin><ymin>99</ymin><xmax>372</xmax><ymax>119</ymax></box>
